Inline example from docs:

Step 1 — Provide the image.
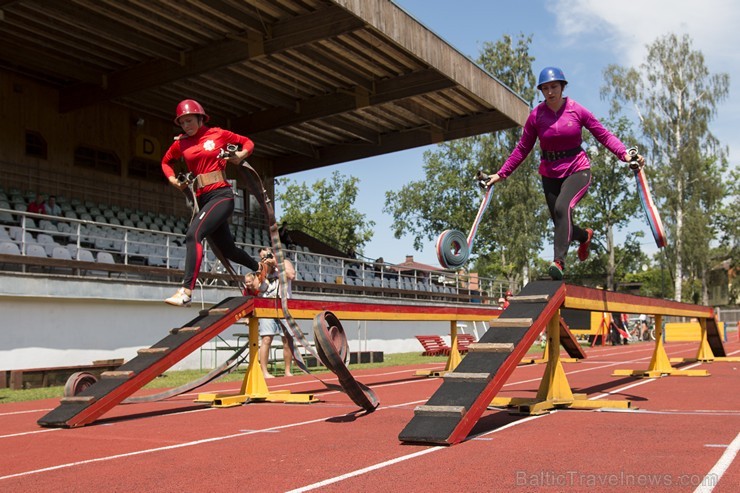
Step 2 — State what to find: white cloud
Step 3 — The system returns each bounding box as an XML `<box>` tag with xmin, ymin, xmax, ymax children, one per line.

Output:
<box><xmin>551</xmin><ymin>0</ymin><xmax>740</xmax><ymax>169</ymax></box>
<box><xmin>551</xmin><ymin>0</ymin><xmax>740</xmax><ymax>65</ymax></box>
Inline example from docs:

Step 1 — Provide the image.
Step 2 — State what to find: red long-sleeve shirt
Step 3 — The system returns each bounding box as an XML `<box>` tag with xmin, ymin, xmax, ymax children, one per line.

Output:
<box><xmin>161</xmin><ymin>126</ymin><xmax>254</xmax><ymax>195</ymax></box>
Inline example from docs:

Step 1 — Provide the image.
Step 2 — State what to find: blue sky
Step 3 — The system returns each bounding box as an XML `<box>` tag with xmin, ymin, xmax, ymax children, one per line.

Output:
<box><xmin>276</xmin><ymin>0</ymin><xmax>740</xmax><ymax>267</ymax></box>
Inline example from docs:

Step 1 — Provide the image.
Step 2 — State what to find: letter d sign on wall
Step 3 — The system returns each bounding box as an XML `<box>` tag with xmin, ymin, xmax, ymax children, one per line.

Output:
<box><xmin>135</xmin><ymin>135</ymin><xmax>161</xmax><ymax>160</ymax></box>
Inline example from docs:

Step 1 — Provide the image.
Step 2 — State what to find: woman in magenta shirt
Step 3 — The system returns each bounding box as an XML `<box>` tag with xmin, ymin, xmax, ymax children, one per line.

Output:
<box><xmin>486</xmin><ymin>67</ymin><xmax>644</xmax><ymax>280</ymax></box>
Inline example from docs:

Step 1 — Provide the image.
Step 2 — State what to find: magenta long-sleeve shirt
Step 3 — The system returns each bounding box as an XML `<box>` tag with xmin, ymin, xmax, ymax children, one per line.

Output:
<box><xmin>496</xmin><ymin>98</ymin><xmax>627</xmax><ymax>179</ymax></box>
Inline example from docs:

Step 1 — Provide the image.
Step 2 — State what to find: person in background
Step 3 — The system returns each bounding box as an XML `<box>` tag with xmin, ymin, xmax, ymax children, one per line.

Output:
<box><xmin>485</xmin><ymin>66</ymin><xmax>645</xmax><ymax>280</ymax></box>
<box><xmin>244</xmin><ymin>246</ymin><xmax>297</xmax><ymax>378</ymax></box>
<box><xmin>373</xmin><ymin>257</ymin><xmax>385</xmax><ymax>278</ymax></box>
<box><xmin>278</xmin><ymin>221</ymin><xmax>294</xmax><ymax>250</ymax></box>
<box><xmin>639</xmin><ymin>314</ymin><xmax>649</xmax><ymax>341</ymax></box>
<box><xmin>501</xmin><ymin>290</ymin><xmax>512</xmax><ymax>309</ymax></box>
<box><xmin>46</xmin><ymin>195</ymin><xmax>62</xmax><ymax>217</ymax></box>
<box><xmin>27</xmin><ymin>194</ymin><xmax>46</xmax><ymax>215</ymax></box>
<box><xmin>161</xmin><ymin>99</ymin><xmax>261</xmax><ymax>307</ymax></box>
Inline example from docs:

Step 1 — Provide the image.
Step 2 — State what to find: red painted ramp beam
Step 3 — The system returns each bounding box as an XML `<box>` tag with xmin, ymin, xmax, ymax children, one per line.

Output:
<box><xmin>399</xmin><ymin>280</ymin><xmax>565</xmax><ymax>445</ymax></box>
<box><xmin>38</xmin><ymin>297</ymin><xmax>255</xmax><ymax>428</ymax></box>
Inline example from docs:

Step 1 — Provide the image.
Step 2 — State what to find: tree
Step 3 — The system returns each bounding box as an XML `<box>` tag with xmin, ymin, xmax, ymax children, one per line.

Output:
<box><xmin>601</xmin><ymin>33</ymin><xmax>730</xmax><ymax>302</ymax></box>
<box><xmin>276</xmin><ymin>171</ymin><xmax>375</xmax><ymax>254</ymax></box>
<box><xmin>711</xmin><ymin>167</ymin><xmax>740</xmax><ymax>304</ymax></box>
<box><xmin>384</xmin><ymin>34</ymin><xmax>549</xmax><ymax>286</ymax></box>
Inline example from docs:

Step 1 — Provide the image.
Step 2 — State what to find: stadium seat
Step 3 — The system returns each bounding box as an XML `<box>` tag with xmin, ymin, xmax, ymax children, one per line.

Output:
<box><xmin>0</xmin><ymin>209</ymin><xmax>15</xmax><ymax>225</ymax></box>
<box><xmin>96</xmin><ymin>251</ymin><xmax>116</xmax><ymax>264</ymax></box>
<box><xmin>51</xmin><ymin>246</ymin><xmax>73</xmax><ymax>260</ymax></box>
<box><xmin>25</xmin><ymin>244</ymin><xmax>47</xmax><ymax>258</ymax></box>
<box><xmin>0</xmin><ymin>240</ymin><xmax>21</xmax><ymax>256</ymax></box>
<box><xmin>36</xmin><ymin>233</ymin><xmax>60</xmax><ymax>256</ymax></box>
<box><xmin>77</xmin><ymin>248</ymin><xmax>95</xmax><ymax>262</ymax></box>
<box><xmin>39</xmin><ymin>220</ymin><xmax>59</xmax><ymax>233</ymax></box>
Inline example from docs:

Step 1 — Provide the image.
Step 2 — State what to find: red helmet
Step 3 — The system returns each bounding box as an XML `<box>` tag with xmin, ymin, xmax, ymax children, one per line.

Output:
<box><xmin>506</xmin><ymin>290</ymin><xmax>512</xmax><ymax>297</ymax></box>
<box><xmin>174</xmin><ymin>99</ymin><xmax>209</xmax><ymax>125</ymax></box>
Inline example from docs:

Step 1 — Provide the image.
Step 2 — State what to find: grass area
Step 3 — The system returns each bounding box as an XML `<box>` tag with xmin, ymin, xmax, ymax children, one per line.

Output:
<box><xmin>0</xmin><ymin>352</ymin><xmax>449</xmax><ymax>405</ymax></box>
<box><xmin>0</xmin><ymin>346</ymin><xmax>550</xmax><ymax>405</ymax></box>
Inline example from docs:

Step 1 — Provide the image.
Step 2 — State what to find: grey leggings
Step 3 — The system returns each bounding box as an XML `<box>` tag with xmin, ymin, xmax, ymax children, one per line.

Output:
<box><xmin>541</xmin><ymin>170</ymin><xmax>591</xmax><ymax>264</ymax></box>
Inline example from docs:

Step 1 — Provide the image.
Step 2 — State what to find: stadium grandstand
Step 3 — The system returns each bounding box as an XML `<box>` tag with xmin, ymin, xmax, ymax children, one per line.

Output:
<box><xmin>0</xmin><ymin>0</ymin><xmax>528</xmax><ymax>375</ymax></box>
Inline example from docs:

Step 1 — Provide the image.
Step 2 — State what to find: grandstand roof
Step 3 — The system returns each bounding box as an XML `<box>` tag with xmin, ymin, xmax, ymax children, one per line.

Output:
<box><xmin>0</xmin><ymin>0</ymin><xmax>528</xmax><ymax>176</ymax></box>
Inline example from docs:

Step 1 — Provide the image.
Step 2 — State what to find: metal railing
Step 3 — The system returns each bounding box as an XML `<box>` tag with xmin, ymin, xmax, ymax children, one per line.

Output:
<box><xmin>0</xmin><ymin>207</ymin><xmax>509</xmax><ymax>302</ymax></box>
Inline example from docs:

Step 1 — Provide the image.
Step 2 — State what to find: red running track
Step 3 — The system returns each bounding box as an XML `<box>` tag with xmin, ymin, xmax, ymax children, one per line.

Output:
<box><xmin>0</xmin><ymin>340</ymin><xmax>738</xmax><ymax>493</ymax></box>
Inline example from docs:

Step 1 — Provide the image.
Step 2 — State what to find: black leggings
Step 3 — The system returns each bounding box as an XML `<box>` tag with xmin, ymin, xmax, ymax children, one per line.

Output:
<box><xmin>542</xmin><ymin>170</ymin><xmax>591</xmax><ymax>264</ymax></box>
<box><xmin>182</xmin><ymin>187</ymin><xmax>259</xmax><ymax>290</ymax></box>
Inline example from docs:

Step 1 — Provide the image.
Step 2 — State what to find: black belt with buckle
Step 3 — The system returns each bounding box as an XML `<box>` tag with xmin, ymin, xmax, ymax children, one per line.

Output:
<box><xmin>541</xmin><ymin>146</ymin><xmax>583</xmax><ymax>161</ymax></box>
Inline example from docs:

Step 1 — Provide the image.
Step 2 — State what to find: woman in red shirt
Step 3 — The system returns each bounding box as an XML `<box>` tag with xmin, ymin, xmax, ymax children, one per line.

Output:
<box><xmin>161</xmin><ymin>99</ymin><xmax>261</xmax><ymax>306</ymax></box>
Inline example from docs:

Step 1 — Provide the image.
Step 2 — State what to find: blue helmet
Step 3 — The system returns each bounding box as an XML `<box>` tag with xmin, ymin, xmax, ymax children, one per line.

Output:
<box><xmin>537</xmin><ymin>66</ymin><xmax>567</xmax><ymax>89</ymax></box>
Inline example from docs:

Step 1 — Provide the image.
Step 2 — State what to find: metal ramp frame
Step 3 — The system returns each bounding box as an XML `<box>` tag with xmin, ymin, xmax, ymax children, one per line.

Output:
<box><xmin>520</xmin><ymin>315</ymin><xmax>586</xmax><ymax>365</ymax></box>
<box><xmin>669</xmin><ymin>316</ymin><xmax>740</xmax><ymax>364</ymax></box>
<box><xmin>38</xmin><ymin>297</ymin><xmax>255</xmax><ymax>428</ymax></box>
<box><xmin>398</xmin><ymin>280</ymin><xmax>569</xmax><ymax>445</ymax></box>
<box><xmin>400</xmin><ymin>281</ymin><xmax>723</xmax><ymax>445</ymax></box>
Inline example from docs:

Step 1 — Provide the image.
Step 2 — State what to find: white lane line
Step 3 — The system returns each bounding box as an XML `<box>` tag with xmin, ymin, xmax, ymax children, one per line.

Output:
<box><xmin>589</xmin><ymin>361</ymin><xmax>706</xmax><ymax>401</ymax></box>
<box><xmin>0</xmin><ymin>428</ymin><xmax>62</xmax><ymax>439</ymax></box>
<box><xmin>597</xmin><ymin>409</ymin><xmax>740</xmax><ymax>417</ymax></box>
<box><xmin>0</xmin><ymin>354</ymin><xmax>660</xmax><ymax>443</ymax></box>
<box><xmin>0</xmin><ymin>408</ymin><xmax>52</xmax><ymax>417</ymax></box>
<box><xmin>287</xmin><ymin>359</ymin><xmax>721</xmax><ymax>492</ymax></box>
<box><xmin>0</xmin><ymin>348</ymin><xmax>725</xmax><ymax>481</ymax></box>
<box><xmin>694</xmin><ymin>432</ymin><xmax>740</xmax><ymax>493</ymax></box>
<box><xmin>0</xmin><ymin>409</ymin><xmax>376</xmax><ymax>482</ymax></box>
<box><xmin>0</xmin><ymin>406</ymin><xmax>216</xmax><ymax>441</ymax></box>
<box><xmin>285</xmin><ymin>413</ymin><xmax>550</xmax><ymax>493</ymax></box>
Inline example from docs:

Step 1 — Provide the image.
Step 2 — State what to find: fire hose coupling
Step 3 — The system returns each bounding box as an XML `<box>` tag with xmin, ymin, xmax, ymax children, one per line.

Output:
<box><xmin>218</xmin><ymin>142</ymin><xmax>242</xmax><ymax>160</ymax></box>
<box><xmin>176</xmin><ymin>172</ymin><xmax>195</xmax><ymax>186</ymax></box>
<box><xmin>476</xmin><ymin>169</ymin><xmax>491</xmax><ymax>189</ymax></box>
<box><xmin>627</xmin><ymin>146</ymin><xmax>643</xmax><ymax>170</ymax></box>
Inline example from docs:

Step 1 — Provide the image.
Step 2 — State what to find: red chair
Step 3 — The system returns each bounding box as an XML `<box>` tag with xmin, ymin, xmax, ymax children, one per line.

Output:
<box><xmin>456</xmin><ymin>334</ymin><xmax>476</xmax><ymax>354</ymax></box>
<box><xmin>415</xmin><ymin>335</ymin><xmax>450</xmax><ymax>356</ymax></box>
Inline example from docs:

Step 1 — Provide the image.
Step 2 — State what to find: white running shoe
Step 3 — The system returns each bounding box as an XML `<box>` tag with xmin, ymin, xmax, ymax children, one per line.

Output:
<box><xmin>165</xmin><ymin>287</ymin><xmax>191</xmax><ymax>307</ymax></box>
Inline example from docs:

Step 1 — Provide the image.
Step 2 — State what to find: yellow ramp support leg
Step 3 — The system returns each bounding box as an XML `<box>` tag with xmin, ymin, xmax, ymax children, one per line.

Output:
<box><xmin>493</xmin><ymin>311</ymin><xmax>630</xmax><ymax>415</ymax></box>
<box><xmin>613</xmin><ymin>315</ymin><xmax>709</xmax><ymax>378</ymax></box>
<box><xmin>416</xmin><ymin>321</ymin><xmax>463</xmax><ymax>377</ymax></box>
<box><xmin>196</xmin><ymin>317</ymin><xmax>317</xmax><ymax>407</ymax></box>
<box><xmin>669</xmin><ymin>318</ymin><xmax>740</xmax><ymax>364</ymax></box>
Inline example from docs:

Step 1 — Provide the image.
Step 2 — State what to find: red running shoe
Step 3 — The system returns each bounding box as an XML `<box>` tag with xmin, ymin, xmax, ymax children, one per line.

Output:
<box><xmin>548</xmin><ymin>260</ymin><xmax>564</xmax><ymax>280</ymax></box>
<box><xmin>578</xmin><ymin>228</ymin><xmax>593</xmax><ymax>261</ymax></box>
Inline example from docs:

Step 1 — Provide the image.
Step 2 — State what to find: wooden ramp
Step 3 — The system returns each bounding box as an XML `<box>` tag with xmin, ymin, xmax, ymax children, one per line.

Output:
<box><xmin>38</xmin><ymin>297</ymin><xmax>255</xmax><ymax>428</ymax></box>
<box><xmin>559</xmin><ymin>317</ymin><xmax>587</xmax><ymax>359</ymax></box>
<box><xmin>399</xmin><ymin>281</ymin><xmax>565</xmax><ymax>445</ymax></box>
<box><xmin>706</xmin><ymin>317</ymin><xmax>727</xmax><ymax>357</ymax></box>
<box><xmin>520</xmin><ymin>315</ymin><xmax>585</xmax><ymax>365</ymax></box>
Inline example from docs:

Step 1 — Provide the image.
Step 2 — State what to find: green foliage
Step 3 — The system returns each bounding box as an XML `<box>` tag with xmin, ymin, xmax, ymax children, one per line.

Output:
<box><xmin>276</xmin><ymin>171</ymin><xmax>375</xmax><ymax>253</ymax></box>
<box><xmin>715</xmin><ymin>167</ymin><xmax>740</xmax><ymax>255</ymax></box>
<box><xmin>601</xmin><ymin>33</ymin><xmax>730</xmax><ymax>301</ymax></box>
<box><xmin>622</xmin><ymin>261</ymin><xmax>674</xmax><ymax>299</ymax></box>
<box><xmin>568</xmin><ymin>232</ymin><xmax>647</xmax><ymax>288</ymax></box>
<box><xmin>384</xmin><ymin>34</ymin><xmax>549</xmax><ymax>284</ymax></box>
